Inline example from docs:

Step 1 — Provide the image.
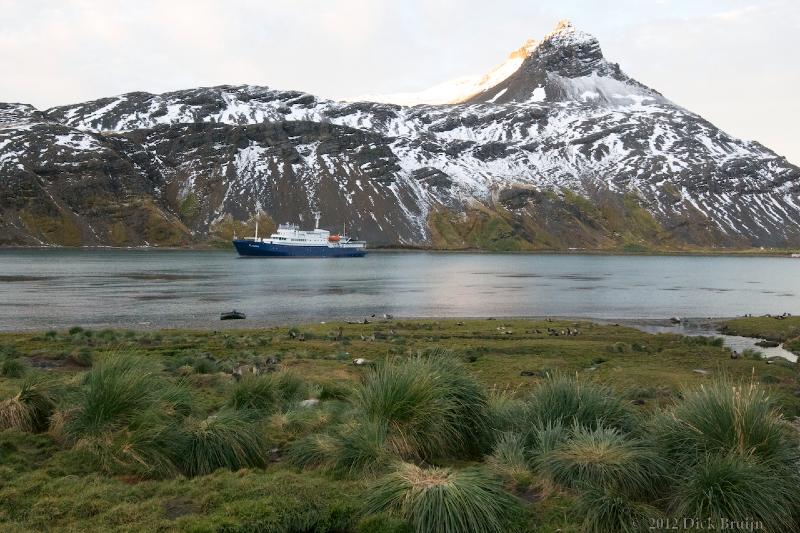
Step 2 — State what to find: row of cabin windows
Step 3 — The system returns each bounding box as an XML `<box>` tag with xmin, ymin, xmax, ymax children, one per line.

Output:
<box><xmin>272</xmin><ymin>237</ymin><xmax>325</xmax><ymax>242</ymax></box>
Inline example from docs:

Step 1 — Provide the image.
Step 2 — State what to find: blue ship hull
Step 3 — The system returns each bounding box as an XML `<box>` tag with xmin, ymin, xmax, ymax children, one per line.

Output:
<box><xmin>233</xmin><ymin>240</ymin><xmax>366</xmax><ymax>258</ymax></box>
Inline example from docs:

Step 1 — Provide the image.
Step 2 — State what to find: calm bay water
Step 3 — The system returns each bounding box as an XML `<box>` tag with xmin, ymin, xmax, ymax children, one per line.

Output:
<box><xmin>0</xmin><ymin>249</ymin><xmax>798</xmax><ymax>331</ymax></box>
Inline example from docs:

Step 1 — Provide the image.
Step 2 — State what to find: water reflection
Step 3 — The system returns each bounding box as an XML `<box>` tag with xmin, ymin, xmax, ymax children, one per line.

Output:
<box><xmin>0</xmin><ymin>249</ymin><xmax>798</xmax><ymax>331</ymax></box>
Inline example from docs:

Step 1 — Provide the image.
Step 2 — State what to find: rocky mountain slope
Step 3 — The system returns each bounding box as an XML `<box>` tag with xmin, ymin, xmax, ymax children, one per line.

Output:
<box><xmin>2</xmin><ymin>20</ymin><xmax>799</xmax><ymax>249</ymax></box>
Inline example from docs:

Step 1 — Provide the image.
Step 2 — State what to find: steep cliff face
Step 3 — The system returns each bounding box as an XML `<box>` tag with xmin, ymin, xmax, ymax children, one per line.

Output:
<box><xmin>2</xmin><ymin>21</ymin><xmax>799</xmax><ymax>249</ymax></box>
<box><xmin>0</xmin><ymin>103</ymin><xmax>188</xmax><ymax>246</ymax></box>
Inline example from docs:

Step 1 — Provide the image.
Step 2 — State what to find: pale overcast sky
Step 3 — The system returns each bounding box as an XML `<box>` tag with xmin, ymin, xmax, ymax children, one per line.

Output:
<box><xmin>1</xmin><ymin>0</ymin><xmax>798</xmax><ymax>163</ymax></box>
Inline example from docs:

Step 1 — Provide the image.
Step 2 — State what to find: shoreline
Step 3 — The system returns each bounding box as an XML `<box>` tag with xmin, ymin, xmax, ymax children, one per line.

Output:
<box><xmin>1</xmin><ymin>245</ymin><xmax>798</xmax><ymax>258</ymax></box>
<box><xmin>0</xmin><ymin>315</ymin><xmax>732</xmax><ymax>334</ymax></box>
<box><xmin>0</xmin><ymin>315</ymin><xmax>765</xmax><ymax>333</ymax></box>
<box><xmin>5</xmin><ymin>316</ymin><xmax>795</xmax><ymax>361</ymax></box>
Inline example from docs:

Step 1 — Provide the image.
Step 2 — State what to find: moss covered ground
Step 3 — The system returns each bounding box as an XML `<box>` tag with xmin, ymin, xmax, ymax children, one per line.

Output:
<box><xmin>721</xmin><ymin>316</ymin><xmax>800</xmax><ymax>355</ymax></box>
<box><xmin>1</xmin><ymin>319</ymin><xmax>799</xmax><ymax>531</ymax></box>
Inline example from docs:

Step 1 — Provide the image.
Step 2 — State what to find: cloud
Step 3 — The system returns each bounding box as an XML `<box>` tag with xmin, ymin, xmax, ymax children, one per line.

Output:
<box><xmin>0</xmin><ymin>0</ymin><xmax>797</xmax><ymax>163</ymax></box>
<box><xmin>713</xmin><ymin>5</ymin><xmax>759</xmax><ymax>19</ymax></box>
<box><xmin>601</xmin><ymin>0</ymin><xmax>800</xmax><ymax>162</ymax></box>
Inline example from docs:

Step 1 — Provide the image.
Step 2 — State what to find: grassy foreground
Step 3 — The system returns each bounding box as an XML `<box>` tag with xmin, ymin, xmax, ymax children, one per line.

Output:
<box><xmin>721</xmin><ymin>316</ymin><xmax>800</xmax><ymax>355</ymax></box>
<box><xmin>1</xmin><ymin>319</ymin><xmax>799</xmax><ymax>532</ymax></box>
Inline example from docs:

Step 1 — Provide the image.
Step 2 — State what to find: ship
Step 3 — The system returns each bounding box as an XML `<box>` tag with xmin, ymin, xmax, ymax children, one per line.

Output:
<box><xmin>232</xmin><ymin>221</ymin><xmax>367</xmax><ymax>257</ymax></box>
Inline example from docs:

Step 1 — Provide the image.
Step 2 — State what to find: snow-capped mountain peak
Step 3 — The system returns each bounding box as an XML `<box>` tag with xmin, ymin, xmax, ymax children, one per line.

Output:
<box><xmin>1</xmin><ymin>21</ymin><xmax>799</xmax><ymax>249</ymax></box>
<box><xmin>541</xmin><ymin>19</ymin><xmax>591</xmax><ymax>45</ymax></box>
<box><xmin>353</xmin><ymin>20</ymin><xmax>608</xmax><ymax>107</ymax></box>
<box><xmin>350</xmin><ymin>37</ymin><xmax>542</xmax><ymax>106</ymax></box>
<box><xmin>467</xmin><ymin>20</ymin><xmax>664</xmax><ymax>107</ymax></box>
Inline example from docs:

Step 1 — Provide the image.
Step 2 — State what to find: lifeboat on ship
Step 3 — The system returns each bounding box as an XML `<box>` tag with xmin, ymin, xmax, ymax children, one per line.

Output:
<box><xmin>328</xmin><ymin>235</ymin><xmax>341</xmax><ymax>242</ymax></box>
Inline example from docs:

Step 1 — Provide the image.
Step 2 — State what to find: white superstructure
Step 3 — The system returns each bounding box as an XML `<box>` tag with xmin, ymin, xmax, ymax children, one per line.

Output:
<box><xmin>249</xmin><ymin>222</ymin><xmax>366</xmax><ymax>249</ymax></box>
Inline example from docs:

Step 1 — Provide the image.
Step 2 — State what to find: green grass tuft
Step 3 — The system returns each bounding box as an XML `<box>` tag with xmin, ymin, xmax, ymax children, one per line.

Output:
<box><xmin>73</xmin><ymin>410</ymin><xmax>184</xmax><ymax>478</ymax></box>
<box><xmin>539</xmin><ymin>425</ymin><xmax>665</xmax><ymax>496</ymax></box>
<box><xmin>354</xmin><ymin>355</ymin><xmax>490</xmax><ymax>461</ymax></box>
<box><xmin>524</xmin><ymin>420</ymin><xmax>569</xmax><ymax>468</ymax></box>
<box><xmin>287</xmin><ymin>432</ymin><xmax>339</xmax><ymax>470</ymax></box>
<box><xmin>525</xmin><ymin>373</ymin><xmax>636</xmax><ymax>432</ymax></box>
<box><xmin>68</xmin><ymin>349</ymin><xmax>93</xmax><ymax>368</ymax></box>
<box><xmin>230</xmin><ymin>374</ymin><xmax>278</xmax><ymax>412</ymax></box>
<box><xmin>65</xmin><ymin>355</ymin><xmax>191</xmax><ymax>439</ymax></box>
<box><xmin>179</xmin><ymin>409</ymin><xmax>267</xmax><ymax>477</ymax></box>
<box><xmin>365</xmin><ymin>463</ymin><xmax>519</xmax><ymax>533</ymax></box>
<box><xmin>1</xmin><ymin>356</ymin><xmax>26</xmax><ymax>378</ymax></box>
<box><xmin>672</xmin><ymin>454</ymin><xmax>799</xmax><ymax>531</ymax></box>
<box><xmin>328</xmin><ymin>419</ymin><xmax>391</xmax><ymax>477</ymax></box>
<box><xmin>487</xmin><ymin>388</ymin><xmax>527</xmax><ymax>433</ymax></box>
<box><xmin>653</xmin><ymin>380</ymin><xmax>799</xmax><ymax>466</ymax></box>
<box><xmin>0</xmin><ymin>379</ymin><xmax>55</xmax><ymax>433</ymax></box>
<box><xmin>230</xmin><ymin>371</ymin><xmax>309</xmax><ymax>414</ymax></box>
<box><xmin>486</xmin><ymin>431</ymin><xmax>533</xmax><ymax>486</ymax></box>
<box><xmin>574</xmin><ymin>486</ymin><xmax>660</xmax><ymax>533</ymax></box>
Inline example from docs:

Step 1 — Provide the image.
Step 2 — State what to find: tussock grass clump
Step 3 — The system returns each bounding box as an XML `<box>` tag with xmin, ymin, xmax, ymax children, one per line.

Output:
<box><xmin>606</xmin><ymin>342</ymin><xmax>630</xmax><ymax>353</ymax></box>
<box><xmin>486</xmin><ymin>431</ymin><xmax>532</xmax><ymax>486</ymax></box>
<box><xmin>180</xmin><ymin>409</ymin><xmax>266</xmax><ymax>477</ymax></box>
<box><xmin>68</xmin><ymin>349</ymin><xmax>93</xmax><ymax>368</ymax></box>
<box><xmin>0</xmin><ymin>343</ymin><xmax>19</xmax><ymax>357</ymax></box>
<box><xmin>273</xmin><ymin>371</ymin><xmax>306</xmax><ymax>403</ymax></box>
<box><xmin>287</xmin><ymin>432</ymin><xmax>339</xmax><ymax>470</ymax></box>
<box><xmin>682</xmin><ymin>335</ymin><xmax>724</xmax><ymax>347</ymax></box>
<box><xmin>525</xmin><ymin>374</ymin><xmax>636</xmax><ymax>433</ymax></box>
<box><xmin>230</xmin><ymin>374</ymin><xmax>278</xmax><ymax>411</ymax></box>
<box><xmin>230</xmin><ymin>371</ymin><xmax>308</xmax><ymax>413</ymax></box>
<box><xmin>672</xmin><ymin>454</ymin><xmax>798</xmax><ymax>532</ymax></box>
<box><xmin>56</xmin><ymin>354</ymin><xmax>192</xmax><ymax>477</ymax></box>
<box><xmin>0</xmin><ymin>379</ymin><xmax>55</xmax><ymax>433</ymax></box>
<box><xmin>316</xmin><ymin>380</ymin><xmax>351</xmax><ymax>401</ymax></box>
<box><xmin>354</xmin><ymin>355</ymin><xmax>490</xmax><ymax>461</ymax></box>
<box><xmin>574</xmin><ymin>486</ymin><xmax>660</xmax><ymax>533</ymax></box>
<box><xmin>487</xmin><ymin>388</ymin><xmax>527</xmax><ymax>433</ymax></box>
<box><xmin>65</xmin><ymin>355</ymin><xmax>191</xmax><ymax>439</ymax></box>
<box><xmin>288</xmin><ymin>418</ymin><xmax>391</xmax><ymax>477</ymax></box>
<box><xmin>192</xmin><ymin>356</ymin><xmax>219</xmax><ymax>374</ymax></box>
<box><xmin>74</xmin><ymin>411</ymin><xmax>183</xmax><ymax>478</ymax></box>
<box><xmin>539</xmin><ymin>425</ymin><xmax>664</xmax><ymax>496</ymax></box>
<box><xmin>365</xmin><ymin>463</ymin><xmax>518</xmax><ymax>533</ymax></box>
<box><xmin>525</xmin><ymin>420</ymin><xmax>569</xmax><ymax>466</ymax></box>
<box><xmin>741</xmin><ymin>348</ymin><xmax>763</xmax><ymax>360</ymax></box>
<box><xmin>651</xmin><ymin>380</ymin><xmax>800</xmax><ymax>530</ymax></box>
<box><xmin>654</xmin><ymin>381</ymin><xmax>798</xmax><ymax>466</ymax></box>
<box><xmin>279</xmin><ymin>400</ymin><xmax>348</xmax><ymax>435</ymax></box>
<box><xmin>1</xmin><ymin>356</ymin><xmax>26</xmax><ymax>378</ymax></box>
<box><xmin>328</xmin><ymin>419</ymin><xmax>391</xmax><ymax>477</ymax></box>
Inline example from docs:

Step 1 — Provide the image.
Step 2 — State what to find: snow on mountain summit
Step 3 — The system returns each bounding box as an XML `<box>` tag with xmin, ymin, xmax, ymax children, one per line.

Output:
<box><xmin>2</xmin><ymin>20</ymin><xmax>800</xmax><ymax>249</ymax></box>
<box><xmin>541</xmin><ymin>19</ymin><xmax>595</xmax><ymax>47</ymax></box>
<box><xmin>351</xmin><ymin>37</ymin><xmax>541</xmax><ymax>106</ymax></box>
<box><xmin>354</xmin><ymin>20</ymin><xmax>615</xmax><ymax>107</ymax></box>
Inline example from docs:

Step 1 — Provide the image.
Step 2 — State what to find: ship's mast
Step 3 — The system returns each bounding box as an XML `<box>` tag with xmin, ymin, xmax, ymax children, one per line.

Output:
<box><xmin>254</xmin><ymin>219</ymin><xmax>259</xmax><ymax>241</ymax></box>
